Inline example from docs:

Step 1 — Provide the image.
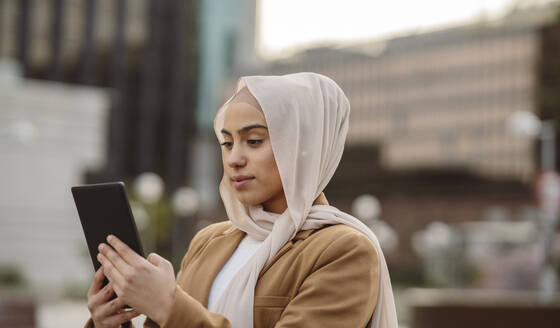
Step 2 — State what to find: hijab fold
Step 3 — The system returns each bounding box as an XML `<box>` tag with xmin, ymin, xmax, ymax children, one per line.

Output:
<box><xmin>213</xmin><ymin>72</ymin><xmax>398</xmax><ymax>328</ymax></box>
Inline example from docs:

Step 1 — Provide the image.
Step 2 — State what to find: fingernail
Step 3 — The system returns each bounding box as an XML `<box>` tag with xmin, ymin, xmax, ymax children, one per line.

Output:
<box><xmin>107</xmin><ymin>235</ymin><xmax>114</xmax><ymax>242</ymax></box>
<box><xmin>98</xmin><ymin>244</ymin><xmax>104</xmax><ymax>251</ymax></box>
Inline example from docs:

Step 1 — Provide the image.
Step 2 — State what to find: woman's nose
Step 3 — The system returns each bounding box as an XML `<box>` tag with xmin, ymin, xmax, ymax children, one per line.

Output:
<box><xmin>227</xmin><ymin>145</ymin><xmax>247</xmax><ymax>168</ymax></box>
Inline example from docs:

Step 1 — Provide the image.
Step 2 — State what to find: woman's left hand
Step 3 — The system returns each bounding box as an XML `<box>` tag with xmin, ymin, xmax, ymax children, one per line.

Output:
<box><xmin>97</xmin><ymin>235</ymin><xmax>176</xmax><ymax>326</ymax></box>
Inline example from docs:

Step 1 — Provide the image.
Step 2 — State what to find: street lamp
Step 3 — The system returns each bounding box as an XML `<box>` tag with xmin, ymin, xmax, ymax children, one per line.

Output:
<box><xmin>352</xmin><ymin>194</ymin><xmax>381</xmax><ymax>224</ymax></box>
<box><xmin>411</xmin><ymin>221</ymin><xmax>458</xmax><ymax>286</ymax></box>
<box><xmin>507</xmin><ymin>110</ymin><xmax>555</xmax><ymax>171</ymax></box>
<box><xmin>133</xmin><ymin>172</ymin><xmax>165</xmax><ymax>252</ymax></box>
<box><xmin>134</xmin><ymin>172</ymin><xmax>164</xmax><ymax>204</ymax></box>
<box><xmin>170</xmin><ymin>187</ymin><xmax>200</xmax><ymax>265</ymax></box>
<box><xmin>352</xmin><ymin>194</ymin><xmax>398</xmax><ymax>253</ymax></box>
<box><xmin>172</xmin><ymin>187</ymin><xmax>200</xmax><ymax>217</ymax></box>
<box><xmin>9</xmin><ymin>120</ymin><xmax>39</xmax><ymax>145</ymax></box>
<box><xmin>507</xmin><ymin>110</ymin><xmax>559</xmax><ymax>302</ymax></box>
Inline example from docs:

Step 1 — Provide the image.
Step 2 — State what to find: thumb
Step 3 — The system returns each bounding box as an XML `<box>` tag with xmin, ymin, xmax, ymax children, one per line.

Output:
<box><xmin>147</xmin><ymin>252</ymin><xmax>166</xmax><ymax>266</ymax></box>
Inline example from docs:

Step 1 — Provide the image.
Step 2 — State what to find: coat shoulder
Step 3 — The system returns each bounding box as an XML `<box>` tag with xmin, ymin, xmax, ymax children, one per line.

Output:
<box><xmin>314</xmin><ymin>224</ymin><xmax>374</xmax><ymax>245</ymax></box>
<box><xmin>182</xmin><ymin>220</ymin><xmax>234</xmax><ymax>267</ymax></box>
<box><xmin>194</xmin><ymin>220</ymin><xmax>233</xmax><ymax>239</ymax></box>
<box><xmin>305</xmin><ymin>224</ymin><xmax>379</xmax><ymax>260</ymax></box>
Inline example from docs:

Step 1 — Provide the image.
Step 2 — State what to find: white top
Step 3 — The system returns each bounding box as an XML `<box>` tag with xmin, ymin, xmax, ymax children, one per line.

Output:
<box><xmin>207</xmin><ymin>234</ymin><xmax>263</xmax><ymax>311</ymax></box>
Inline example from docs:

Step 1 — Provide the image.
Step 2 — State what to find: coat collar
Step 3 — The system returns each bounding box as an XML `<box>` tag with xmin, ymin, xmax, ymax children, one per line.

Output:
<box><xmin>220</xmin><ymin>225</ymin><xmax>314</xmax><ymax>240</ymax></box>
<box><xmin>203</xmin><ymin>194</ymin><xmax>330</xmax><ymax>303</ymax></box>
<box><xmin>215</xmin><ymin>224</ymin><xmax>318</xmax><ymax>281</ymax></box>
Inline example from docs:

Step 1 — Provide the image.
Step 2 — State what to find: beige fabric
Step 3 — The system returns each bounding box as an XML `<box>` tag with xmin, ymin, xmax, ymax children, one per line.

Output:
<box><xmin>213</xmin><ymin>72</ymin><xmax>397</xmax><ymax>327</ymax></box>
<box><xmin>82</xmin><ymin>219</ymin><xmax>378</xmax><ymax>328</ymax></box>
<box><xmin>162</xmin><ymin>221</ymin><xmax>379</xmax><ymax>328</ymax></box>
<box><xmin>229</xmin><ymin>86</ymin><xmax>261</xmax><ymax>110</ymax></box>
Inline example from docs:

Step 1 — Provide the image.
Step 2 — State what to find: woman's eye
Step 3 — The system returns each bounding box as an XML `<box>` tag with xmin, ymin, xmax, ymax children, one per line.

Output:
<box><xmin>220</xmin><ymin>141</ymin><xmax>233</xmax><ymax>148</ymax></box>
<box><xmin>247</xmin><ymin>139</ymin><xmax>263</xmax><ymax>146</ymax></box>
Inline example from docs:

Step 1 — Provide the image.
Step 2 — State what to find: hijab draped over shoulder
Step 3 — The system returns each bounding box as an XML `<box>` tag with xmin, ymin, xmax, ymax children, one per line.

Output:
<box><xmin>213</xmin><ymin>72</ymin><xmax>398</xmax><ymax>328</ymax></box>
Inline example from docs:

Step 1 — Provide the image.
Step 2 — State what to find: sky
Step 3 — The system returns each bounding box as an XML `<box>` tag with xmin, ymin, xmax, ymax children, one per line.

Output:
<box><xmin>257</xmin><ymin>0</ymin><xmax>527</xmax><ymax>59</ymax></box>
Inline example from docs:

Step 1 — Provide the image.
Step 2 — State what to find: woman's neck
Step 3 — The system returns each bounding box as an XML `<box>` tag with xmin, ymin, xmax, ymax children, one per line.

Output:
<box><xmin>261</xmin><ymin>195</ymin><xmax>287</xmax><ymax>214</ymax></box>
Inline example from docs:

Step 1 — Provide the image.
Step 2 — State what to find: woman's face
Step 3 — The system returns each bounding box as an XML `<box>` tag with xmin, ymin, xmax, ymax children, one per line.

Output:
<box><xmin>219</xmin><ymin>102</ymin><xmax>287</xmax><ymax>214</ymax></box>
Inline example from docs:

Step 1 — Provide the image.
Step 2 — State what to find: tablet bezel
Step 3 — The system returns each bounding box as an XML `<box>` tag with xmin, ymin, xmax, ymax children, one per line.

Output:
<box><xmin>71</xmin><ymin>181</ymin><xmax>145</xmax><ymax>273</ymax></box>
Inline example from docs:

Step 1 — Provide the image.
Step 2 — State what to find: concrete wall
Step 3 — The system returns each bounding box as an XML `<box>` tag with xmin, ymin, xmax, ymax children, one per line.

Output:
<box><xmin>0</xmin><ymin>61</ymin><xmax>109</xmax><ymax>293</ymax></box>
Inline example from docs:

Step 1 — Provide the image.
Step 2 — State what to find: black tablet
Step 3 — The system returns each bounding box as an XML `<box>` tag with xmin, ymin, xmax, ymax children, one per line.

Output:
<box><xmin>71</xmin><ymin>182</ymin><xmax>145</xmax><ymax>276</ymax></box>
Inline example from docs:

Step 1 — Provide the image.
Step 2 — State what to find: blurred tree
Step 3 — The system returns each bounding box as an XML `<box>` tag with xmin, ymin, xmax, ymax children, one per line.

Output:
<box><xmin>129</xmin><ymin>192</ymin><xmax>174</xmax><ymax>260</ymax></box>
<box><xmin>0</xmin><ymin>265</ymin><xmax>25</xmax><ymax>288</ymax></box>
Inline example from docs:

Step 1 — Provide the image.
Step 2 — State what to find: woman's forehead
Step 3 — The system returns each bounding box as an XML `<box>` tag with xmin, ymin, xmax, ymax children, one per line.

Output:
<box><xmin>214</xmin><ymin>86</ymin><xmax>263</xmax><ymax>130</ymax></box>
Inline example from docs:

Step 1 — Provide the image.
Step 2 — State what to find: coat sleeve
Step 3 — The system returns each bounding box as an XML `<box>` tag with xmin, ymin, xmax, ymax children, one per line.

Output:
<box><xmin>143</xmin><ymin>224</ymin><xmax>233</xmax><ymax>328</ymax></box>
<box><xmin>83</xmin><ymin>223</ymin><xmax>231</xmax><ymax>328</ymax></box>
<box><xmin>275</xmin><ymin>230</ymin><xmax>380</xmax><ymax>328</ymax></box>
<box><xmin>146</xmin><ymin>284</ymin><xmax>231</xmax><ymax>328</ymax></box>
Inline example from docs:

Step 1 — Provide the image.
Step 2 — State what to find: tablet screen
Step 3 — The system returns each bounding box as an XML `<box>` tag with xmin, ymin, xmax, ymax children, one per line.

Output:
<box><xmin>71</xmin><ymin>181</ymin><xmax>145</xmax><ymax>273</ymax></box>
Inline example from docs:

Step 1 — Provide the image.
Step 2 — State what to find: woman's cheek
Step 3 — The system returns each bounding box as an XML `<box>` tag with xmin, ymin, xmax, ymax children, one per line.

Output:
<box><xmin>260</xmin><ymin>147</ymin><xmax>277</xmax><ymax>170</ymax></box>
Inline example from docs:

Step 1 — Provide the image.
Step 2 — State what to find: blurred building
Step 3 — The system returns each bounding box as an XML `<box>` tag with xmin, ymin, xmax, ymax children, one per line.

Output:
<box><xmin>0</xmin><ymin>0</ymin><xmax>261</xmax><ymax>208</ymax></box>
<box><xmin>225</xmin><ymin>3</ymin><xmax>560</xmax><ymax>274</ymax></box>
<box><xmin>0</xmin><ymin>60</ymin><xmax>109</xmax><ymax>291</ymax></box>
<box><xmin>197</xmin><ymin>0</ymin><xmax>262</xmax><ymax>130</ymax></box>
<box><xmin>0</xmin><ymin>0</ymin><xmax>147</xmax><ymax>72</ymax></box>
<box><xmin>0</xmin><ymin>0</ymin><xmax>268</xmax><ymax>292</ymax></box>
<box><xmin>0</xmin><ymin>0</ymin><xmax>200</xmax><ymax>292</ymax></box>
<box><xmin>194</xmin><ymin>0</ymin><xmax>263</xmax><ymax>213</ymax></box>
<box><xmin>0</xmin><ymin>0</ymin><xmax>199</xmax><ymax>194</ymax></box>
<box><xmin>260</xmin><ymin>7</ymin><xmax>559</xmax><ymax>184</ymax></box>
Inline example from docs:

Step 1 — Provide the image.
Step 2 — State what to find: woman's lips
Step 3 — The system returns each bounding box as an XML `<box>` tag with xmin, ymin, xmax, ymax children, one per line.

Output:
<box><xmin>233</xmin><ymin>177</ymin><xmax>254</xmax><ymax>189</ymax></box>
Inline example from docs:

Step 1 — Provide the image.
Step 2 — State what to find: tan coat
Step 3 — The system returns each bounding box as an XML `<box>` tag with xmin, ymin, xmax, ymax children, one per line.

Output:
<box><xmin>86</xmin><ymin>215</ymin><xmax>379</xmax><ymax>328</ymax></box>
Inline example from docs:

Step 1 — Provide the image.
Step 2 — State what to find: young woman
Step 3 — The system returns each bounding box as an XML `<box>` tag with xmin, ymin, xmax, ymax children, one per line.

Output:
<box><xmin>85</xmin><ymin>72</ymin><xmax>398</xmax><ymax>327</ymax></box>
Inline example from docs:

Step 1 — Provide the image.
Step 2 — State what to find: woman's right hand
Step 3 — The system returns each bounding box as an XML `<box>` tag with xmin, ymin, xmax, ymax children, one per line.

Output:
<box><xmin>87</xmin><ymin>267</ymin><xmax>140</xmax><ymax>327</ymax></box>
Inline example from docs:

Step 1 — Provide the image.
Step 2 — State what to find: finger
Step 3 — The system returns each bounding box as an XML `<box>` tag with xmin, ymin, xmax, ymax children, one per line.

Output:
<box><xmin>106</xmin><ymin>309</ymin><xmax>140</xmax><ymax>327</ymax></box>
<box><xmin>98</xmin><ymin>243</ymin><xmax>133</xmax><ymax>277</ymax></box>
<box><xmin>88</xmin><ymin>267</ymin><xmax>106</xmax><ymax>297</ymax></box>
<box><xmin>107</xmin><ymin>235</ymin><xmax>144</xmax><ymax>266</ymax></box>
<box><xmin>97</xmin><ymin>252</ymin><xmax>126</xmax><ymax>289</ymax></box>
<box><xmin>95</xmin><ymin>295</ymin><xmax>126</xmax><ymax>319</ymax></box>
<box><xmin>147</xmin><ymin>252</ymin><xmax>166</xmax><ymax>267</ymax></box>
<box><xmin>96</xmin><ymin>281</ymin><xmax>116</xmax><ymax>302</ymax></box>
<box><xmin>88</xmin><ymin>281</ymin><xmax>115</xmax><ymax>312</ymax></box>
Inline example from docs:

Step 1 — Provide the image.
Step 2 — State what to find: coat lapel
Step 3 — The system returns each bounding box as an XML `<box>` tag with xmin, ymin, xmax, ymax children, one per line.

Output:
<box><xmin>258</xmin><ymin>195</ymin><xmax>327</xmax><ymax>277</ymax></box>
<box><xmin>183</xmin><ymin>227</ymin><xmax>245</xmax><ymax>307</ymax></box>
<box><xmin>258</xmin><ymin>229</ymin><xmax>315</xmax><ymax>278</ymax></box>
<box><xmin>182</xmin><ymin>220</ymin><xmax>321</xmax><ymax>306</ymax></box>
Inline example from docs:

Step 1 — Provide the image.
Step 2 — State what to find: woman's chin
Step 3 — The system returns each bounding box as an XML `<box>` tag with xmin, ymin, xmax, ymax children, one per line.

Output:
<box><xmin>234</xmin><ymin>193</ymin><xmax>262</xmax><ymax>207</ymax></box>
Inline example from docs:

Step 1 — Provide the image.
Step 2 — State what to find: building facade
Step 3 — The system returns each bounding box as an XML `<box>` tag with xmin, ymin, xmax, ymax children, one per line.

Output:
<box><xmin>257</xmin><ymin>7</ymin><xmax>559</xmax><ymax>184</ymax></box>
<box><xmin>0</xmin><ymin>0</ymin><xmax>199</xmax><ymax>194</ymax></box>
<box><xmin>236</xmin><ymin>5</ymin><xmax>560</xmax><ymax>273</ymax></box>
<box><xmin>0</xmin><ymin>61</ymin><xmax>109</xmax><ymax>291</ymax></box>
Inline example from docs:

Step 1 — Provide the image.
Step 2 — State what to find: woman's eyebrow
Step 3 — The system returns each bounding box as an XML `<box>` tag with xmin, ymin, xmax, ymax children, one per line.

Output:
<box><xmin>221</xmin><ymin>124</ymin><xmax>268</xmax><ymax>135</ymax></box>
<box><xmin>238</xmin><ymin>124</ymin><xmax>268</xmax><ymax>133</ymax></box>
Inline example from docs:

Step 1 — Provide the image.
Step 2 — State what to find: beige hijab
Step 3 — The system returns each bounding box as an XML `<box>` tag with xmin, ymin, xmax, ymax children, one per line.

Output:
<box><xmin>213</xmin><ymin>72</ymin><xmax>398</xmax><ymax>327</ymax></box>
